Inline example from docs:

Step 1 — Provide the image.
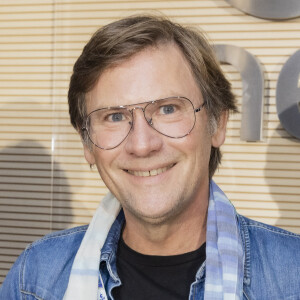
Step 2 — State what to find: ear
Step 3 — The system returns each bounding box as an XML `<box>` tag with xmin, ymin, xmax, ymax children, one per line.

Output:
<box><xmin>211</xmin><ymin>111</ymin><xmax>228</xmax><ymax>148</ymax></box>
<box><xmin>83</xmin><ymin>144</ymin><xmax>96</xmax><ymax>165</ymax></box>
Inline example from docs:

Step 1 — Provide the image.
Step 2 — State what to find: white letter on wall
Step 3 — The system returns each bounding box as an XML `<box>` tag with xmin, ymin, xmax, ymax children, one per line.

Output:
<box><xmin>276</xmin><ymin>50</ymin><xmax>300</xmax><ymax>139</ymax></box>
<box><xmin>214</xmin><ymin>44</ymin><xmax>265</xmax><ymax>141</ymax></box>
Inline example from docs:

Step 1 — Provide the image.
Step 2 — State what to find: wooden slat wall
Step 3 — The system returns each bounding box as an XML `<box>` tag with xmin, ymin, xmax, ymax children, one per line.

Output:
<box><xmin>0</xmin><ymin>0</ymin><xmax>299</xmax><ymax>284</ymax></box>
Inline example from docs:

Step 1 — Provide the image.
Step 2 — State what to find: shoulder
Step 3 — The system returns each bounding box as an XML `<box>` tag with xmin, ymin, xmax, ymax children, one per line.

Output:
<box><xmin>24</xmin><ymin>225</ymin><xmax>88</xmax><ymax>271</ymax></box>
<box><xmin>237</xmin><ymin>215</ymin><xmax>300</xmax><ymax>299</ymax></box>
<box><xmin>0</xmin><ymin>225</ymin><xmax>88</xmax><ymax>300</ymax></box>
<box><xmin>238</xmin><ymin>214</ymin><xmax>300</xmax><ymax>243</ymax></box>
<box><xmin>238</xmin><ymin>214</ymin><xmax>300</xmax><ymax>258</ymax></box>
<box><xmin>28</xmin><ymin>224</ymin><xmax>88</xmax><ymax>251</ymax></box>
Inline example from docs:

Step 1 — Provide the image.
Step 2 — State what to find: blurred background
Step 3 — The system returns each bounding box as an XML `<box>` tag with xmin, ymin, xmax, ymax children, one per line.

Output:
<box><xmin>0</xmin><ymin>0</ymin><xmax>299</xmax><ymax>284</ymax></box>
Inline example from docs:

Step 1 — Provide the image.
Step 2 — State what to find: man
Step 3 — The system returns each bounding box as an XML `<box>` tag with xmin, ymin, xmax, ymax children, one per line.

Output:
<box><xmin>1</xmin><ymin>15</ymin><xmax>299</xmax><ymax>300</ymax></box>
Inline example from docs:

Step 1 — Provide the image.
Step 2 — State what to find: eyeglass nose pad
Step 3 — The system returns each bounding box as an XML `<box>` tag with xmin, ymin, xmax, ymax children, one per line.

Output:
<box><xmin>130</xmin><ymin>106</ymin><xmax>149</xmax><ymax>125</ymax></box>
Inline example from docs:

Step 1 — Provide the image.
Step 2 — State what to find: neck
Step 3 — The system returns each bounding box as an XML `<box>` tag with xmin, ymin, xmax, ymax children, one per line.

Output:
<box><xmin>122</xmin><ymin>192</ymin><xmax>208</xmax><ymax>256</ymax></box>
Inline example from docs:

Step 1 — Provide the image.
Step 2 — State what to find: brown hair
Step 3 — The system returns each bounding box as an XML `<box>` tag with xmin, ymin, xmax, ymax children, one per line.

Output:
<box><xmin>68</xmin><ymin>14</ymin><xmax>237</xmax><ymax>178</ymax></box>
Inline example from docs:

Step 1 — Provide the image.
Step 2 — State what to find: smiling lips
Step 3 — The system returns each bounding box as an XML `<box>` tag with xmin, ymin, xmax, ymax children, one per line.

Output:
<box><xmin>126</xmin><ymin>164</ymin><xmax>175</xmax><ymax>177</ymax></box>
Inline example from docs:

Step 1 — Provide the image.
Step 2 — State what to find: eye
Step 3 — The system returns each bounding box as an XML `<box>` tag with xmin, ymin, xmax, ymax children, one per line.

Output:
<box><xmin>107</xmin><ymin>112</ymin><xmax>125</xmax><ymax>122</ymax></box>
<box><xmin>159</xmin><ymin>105</ymin><xmax>175</xmax><ymax>115</ymax></box>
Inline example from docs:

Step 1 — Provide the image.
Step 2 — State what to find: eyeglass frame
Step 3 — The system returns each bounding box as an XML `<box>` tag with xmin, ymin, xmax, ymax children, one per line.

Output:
<box><xmin>82</xmin><ymin>96</ymin><xmax>206</xmax><ymax>150</ymax></box>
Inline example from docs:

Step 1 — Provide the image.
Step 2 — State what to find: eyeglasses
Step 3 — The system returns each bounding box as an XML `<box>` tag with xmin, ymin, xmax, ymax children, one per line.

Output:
<box><xmin>82</xmin><ymin>96</ymin><xmax>206</xmax><ymax>150</ymax></box>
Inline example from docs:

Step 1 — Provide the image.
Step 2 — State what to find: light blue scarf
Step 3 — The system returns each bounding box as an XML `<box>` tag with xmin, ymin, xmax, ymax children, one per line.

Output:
<box><xmin>205</xmin><ymin>181</ymin><xmax>244</xmax><ymax>300</ymax></box>
<box><xmin>63</xmin><ymin>181</ymin><xmax>244</xmax><ymax>300</ymax></box>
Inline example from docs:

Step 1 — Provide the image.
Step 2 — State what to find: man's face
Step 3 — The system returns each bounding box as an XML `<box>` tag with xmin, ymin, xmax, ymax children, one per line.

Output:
<box><xmin>84</xmin><ymin>43</ymin><xmax>226</xmax><ymax>225</ymax></box>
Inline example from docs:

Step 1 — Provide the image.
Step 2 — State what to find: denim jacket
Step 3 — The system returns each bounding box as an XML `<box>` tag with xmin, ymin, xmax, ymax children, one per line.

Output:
<box><xmin>1</xmin><ymin>211</ymin><xmax>300</xmax><ymax>300</ymax></box>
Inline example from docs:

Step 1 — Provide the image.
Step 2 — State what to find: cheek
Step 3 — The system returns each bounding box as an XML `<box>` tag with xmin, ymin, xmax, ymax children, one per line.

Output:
<box><xmin>93</xmin><ymin>150</ymin><xmax>118</xmax><ymax>178</ymax></box>
<box><xmin>185</xmin><ymin>126</ymin><xmax>212</xmax><ymax>168</ymax></box>
<box><xmin>187</xmin><ymin>120</ymin><xmax>212</xmax><ymax>150</ymax></box>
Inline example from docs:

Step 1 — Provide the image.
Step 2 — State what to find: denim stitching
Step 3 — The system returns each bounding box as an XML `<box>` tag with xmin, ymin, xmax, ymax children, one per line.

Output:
<box><xmin>20</xmin><ymin>244</ymin><xmax>31</xmax><ymax>298</ymax></box>
<box><xmin>237</xmin><ymin>215</ymin><xmax>251</xmax><ymax>285</ymax></box>
<box><xmin>243</xmin><ymin>290</ymin><xmax>250</xmax><ymax>300</ymax></box>
<box><xmin>25</xmin><ymin>225</ymin><xmax>88</xmax><ymax>250</ymax></box>
<box><xmin>21</xmin><ymin>290</ymin><xmax>44</xmax><ymax>300</ymax></box>
<box><xmin>19</xmin><ymin>226</ymin><xmax>88</xmax><ymax>300</ymax></box>
<box><xmin>247</xmin><ymin>224</ymin><xmax>300</xmax><ymax>238</ymax></box>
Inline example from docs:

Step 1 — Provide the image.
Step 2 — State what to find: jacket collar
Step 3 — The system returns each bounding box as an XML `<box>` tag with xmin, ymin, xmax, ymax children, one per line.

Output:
<box><xmin>100</xmin><ymin>210</ymin><xmax>125</xmax><ymax>281</ymax></box>
<box><xmin>99</xmin><ymin>207</ymin><xmax>251</xmax><ymax>286</ymax></box>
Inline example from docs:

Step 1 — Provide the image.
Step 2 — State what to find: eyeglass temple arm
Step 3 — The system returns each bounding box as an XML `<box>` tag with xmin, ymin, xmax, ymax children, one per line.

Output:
<box><xmin>194</xmin><ymin>101</ymin><xmax>206</xmax><ymax>113</ymax></box>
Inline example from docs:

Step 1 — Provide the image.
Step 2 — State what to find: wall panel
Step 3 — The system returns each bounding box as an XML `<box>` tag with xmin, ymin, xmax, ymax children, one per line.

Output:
<box><xmin>0</xmin><ymin>0</ymin><xmax>299</xmax><ymax>284</ymax></box>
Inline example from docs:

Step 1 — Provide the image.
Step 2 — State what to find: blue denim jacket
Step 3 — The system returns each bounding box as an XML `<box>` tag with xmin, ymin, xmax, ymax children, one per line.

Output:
<box><xmin>1</xmin><ymin>211</ymin><xmax>300</xmax><ymax>300</ymax></box>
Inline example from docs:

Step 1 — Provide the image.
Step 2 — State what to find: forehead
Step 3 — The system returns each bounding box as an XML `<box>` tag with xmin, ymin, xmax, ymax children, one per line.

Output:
<box><xmin>86</xmin><ymin>43</ymin><xmax>202</xmax><ymax>112</ymax></box>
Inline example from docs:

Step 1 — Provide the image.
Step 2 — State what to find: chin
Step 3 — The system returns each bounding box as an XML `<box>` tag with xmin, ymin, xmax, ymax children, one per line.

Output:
<box><xmin>137</xmin><ymin>213</ymin><xmax>173</xmax><ymax>226</ymax></box>
<box><xmin>128</xmin><ymin>203</ymin><xmax>183</xmax><ymax>225</ymax></box>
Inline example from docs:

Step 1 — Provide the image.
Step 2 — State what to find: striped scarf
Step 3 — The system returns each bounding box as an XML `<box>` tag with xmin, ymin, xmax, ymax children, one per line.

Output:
<box><xmin>63</xmin><ymin>181</ymin><xmax>244</xmax><ymax>300</ymax></box>
<box><xmin>205</xmin><ymin>181</ymin><xmax>244</xmax><ymax>300</ymax></box>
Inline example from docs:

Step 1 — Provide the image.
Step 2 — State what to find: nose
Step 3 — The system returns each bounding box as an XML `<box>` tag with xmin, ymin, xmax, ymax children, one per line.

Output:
<box><xmin>124</xmin><ymin>108</ymin><xmax>163</xmax><ymax>157</ymax></box>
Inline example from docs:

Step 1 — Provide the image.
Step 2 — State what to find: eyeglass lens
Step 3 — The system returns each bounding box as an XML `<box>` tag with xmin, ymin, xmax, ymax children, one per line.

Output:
<box><xmin>86</xmin><ymin>97</ymin><xmax>196</xmax><ymax>149</ymax></box>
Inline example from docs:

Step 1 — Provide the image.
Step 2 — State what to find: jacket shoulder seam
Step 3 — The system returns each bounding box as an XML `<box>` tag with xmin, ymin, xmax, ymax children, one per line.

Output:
<box><xmin>246</xmin><ymin>223</ymin><xmax>300</xmax><ymax>238</ymax></box>
<box><xmin>237</xmin><ymin>214</ymin><xmax>300</xmax><ymax>238</ymax></box>
<box><xmin>26</xmin><ymin>225</ymin><xmax>88</xmax><ymax>250</ymax></box>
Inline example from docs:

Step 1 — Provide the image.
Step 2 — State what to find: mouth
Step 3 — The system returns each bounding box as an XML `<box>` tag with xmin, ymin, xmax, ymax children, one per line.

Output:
<box><xmin>125</xmin><ymin>164</ymin><xmax>175</xmax><ymax>177</ymax></box>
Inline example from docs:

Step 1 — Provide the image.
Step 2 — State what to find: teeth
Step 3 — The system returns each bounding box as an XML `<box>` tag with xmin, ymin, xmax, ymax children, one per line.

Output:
<box><xmin>128</xmin><ymin>165</ymin><xmax>172</xmax><ymax>177</ymax></box>
<box><xmin>149</xmin><ymin>169</ymin><xmax>158</xmax><ymax>176</ymax></box>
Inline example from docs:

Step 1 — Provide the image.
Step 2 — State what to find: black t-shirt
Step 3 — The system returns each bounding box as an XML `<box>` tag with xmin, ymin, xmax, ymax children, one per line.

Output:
<box><xmin>112</xmin><ymin>237</ymin><xmax>206</xmax><ymax>300</ymax></box>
